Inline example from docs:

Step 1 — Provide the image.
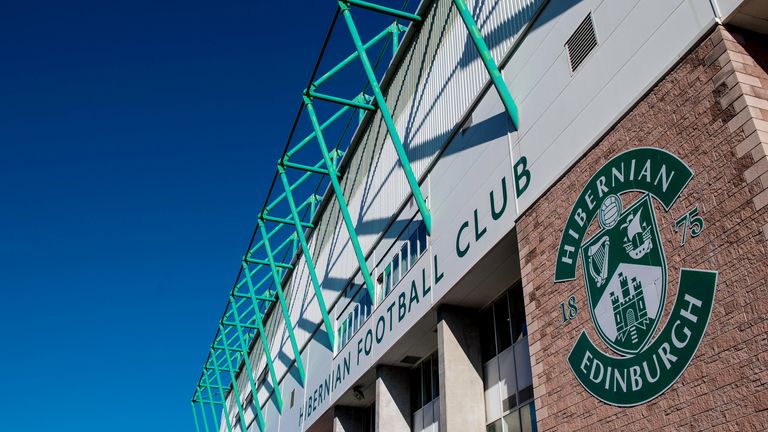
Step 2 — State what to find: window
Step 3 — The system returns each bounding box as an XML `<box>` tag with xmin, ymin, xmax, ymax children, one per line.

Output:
<box><xmin>410</xmin><ymin>351</ymin><xmax>440</xmax><ymax>432</ymax></box>
<box><xmin>378</xmin><ymin>263</ymin><xmax>392</xmax><ymax>301</ymax></box>
<box><xmin>334</xmin><ymin>218</ymin><xmax>429</xmax><ymax>353</ymax></box>
<box><xmin>335</xmin><ymin>283</ymin><xmax>373</xmax><ymax>352</ymax></box>
<box><xmin>481</xmin><ymin>283</ymin><xmax>536</xmax><ymax>432</ymax></box>
<box><xmin>410</xmin><ymin>351</ymin><xmax>439</xmax><ymax>412</ymax></box>
<box><xmin>378</xmin><ymin>219</ymin><xmax>428</xmax><ymax>303</ymax></box>
<box><xmin>392</xmin><ymin>253</ymin><xmax>400</xmax><ymax>289</ymax></box>
<box><xmin>400</xmin><ymin>242</ymin><xmax>409</xmax><ymax>277</ymax></box>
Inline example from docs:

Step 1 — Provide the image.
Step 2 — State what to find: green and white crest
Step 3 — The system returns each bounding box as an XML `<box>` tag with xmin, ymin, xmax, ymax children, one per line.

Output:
<box><xmin>554</xmin><ymin>148</ymin><xmax>717</xmax><ymax>407</ymax></box>
<box><xmin>581</xmin><ymin>194</ymin><xmax>665</xmax><ymax>355</ymax></box>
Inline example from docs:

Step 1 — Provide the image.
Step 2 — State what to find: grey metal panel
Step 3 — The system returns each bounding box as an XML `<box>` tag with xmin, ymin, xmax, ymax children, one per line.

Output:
<box><xmin>253</xmin><ymin>0</ymin><xmax>546</xmax><ymax>405</ymax></box>
<box><xmin>507</xmin><ymin>0</ymin><xmax>716</xmax><ymax>215</ymax></box>
<box><xmin>713</xmin><ymin>0</ymin><xmax>749</xmax><ymax>19</ymax></box>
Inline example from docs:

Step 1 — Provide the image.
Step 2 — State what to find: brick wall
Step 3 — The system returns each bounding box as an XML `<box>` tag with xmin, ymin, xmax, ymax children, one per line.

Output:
<box><xmin>708</xmin><ymin>27</ymin><xmax>768</xmax><ymax>239</ymax></box>
<box><xmin>518</xmin><ymin>26</ymin><xmax>768</xmax><ymax>431</ymax></box>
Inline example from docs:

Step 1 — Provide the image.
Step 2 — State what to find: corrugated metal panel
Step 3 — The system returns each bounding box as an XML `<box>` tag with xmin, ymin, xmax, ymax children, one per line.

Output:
<box><xmin>242</xmin><ymin>0</ymin><xmax>544</xmax><ymax>417</ymax></box>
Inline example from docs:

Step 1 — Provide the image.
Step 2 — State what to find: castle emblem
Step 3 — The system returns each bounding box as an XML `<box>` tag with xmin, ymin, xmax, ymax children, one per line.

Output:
<box><xmin>610</xmin><ymin>273</ymin><xmax>650</xmax><ymax>345</ymax></box>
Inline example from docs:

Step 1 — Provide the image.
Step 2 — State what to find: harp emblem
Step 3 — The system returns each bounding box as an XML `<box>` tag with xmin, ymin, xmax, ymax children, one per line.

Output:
<box><xmin>587</xmin><ymin>236</ymin><xmax>610</xmax><ymax>286</ymax></box>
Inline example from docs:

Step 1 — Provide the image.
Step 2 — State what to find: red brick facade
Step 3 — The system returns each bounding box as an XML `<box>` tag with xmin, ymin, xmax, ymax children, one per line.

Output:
<box><xmin>518</xmin><ymin>26</ymin><xmax>768</xmax><ymax>430</ymax></box>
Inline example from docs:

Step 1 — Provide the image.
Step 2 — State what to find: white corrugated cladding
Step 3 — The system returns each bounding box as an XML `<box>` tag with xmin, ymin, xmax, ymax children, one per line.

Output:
<box><xmin>223</xmin><ymin>0</ymin><xmax>544</xmax><ymax>427</ymax></box>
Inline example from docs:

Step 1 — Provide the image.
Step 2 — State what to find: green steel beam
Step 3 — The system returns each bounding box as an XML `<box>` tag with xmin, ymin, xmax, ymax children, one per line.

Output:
<box><xmin>303</xmin><ymin>95</ymin><xmax>377</xmax><ymax>302</ymax></box>
<box><xmin>222</xmin><ymin>321</ymin><xmax>256</xmax><ymax>330</ymax></box>
<box><xmin>221</xmin><ymin>318</ymin><xmax>269</xmax><ymax>428</ymax></box>
<box><xmin>343</xmin><ymin>0</ymin><xmax>421</xmax><ymax>22</ymax></box>
<box><xmin>192</xmin><ymin>401</ymin><xmax>202</xmax><ymax>432</ymax></box>
<box><xmin>202</xmin><ymin>393</ymin><xmax>223</xmax><ymax>432</ymax></box>
<box><xmin>235</xmin><ymin>269</ymin><xmax>277</xmax><ymax>301</ymax></box>
<box><xmin>257</xmin><ymin>219</ymin><xmax>306</xmax><ymax>384</ymax></box>
<box><xmin>281</xmin><ymin>160</ymin><xmax>332</xmax><ymax>176</ymax></box>
<box><xmin>195</xmin><ymin>399</ymin><xmax>224</xmax><ymax>405</ymax></box>
<box><xmin>452</xmin><ymin>0</ymin><xmax>520</xmax><ymax>130</ymax></box>
<box><xmin>392</xmin><ymin>23</ymin><xmax>401</xmax><ymax>57</ymax></box>
<box><xmin>285</xmin><ymin>104</ymin><xmax>351</xmax><ymax>158</ymax></box>
<box><xmin>262</xmin><ymin>214</ymin><xmax>314</xmax><ymax>229</ymax></box>
<box><xmin>243</xmin><ymin>196</ymin><xmax>312</xmax><ymax>274</ymax></box>
<box><xmin>245</xmin><ymin>258</ymin><xmax>293</xmax><ymax>270</ymax></box>
<box><xmin>310</xmin><ymin>194</ymin><xmax>320</xmax><ymax>218</ymax></box>
<box><xmin>198</xmin><ymin>380</ymin><xmax>223</xmax><ymax>430</ymax></box>
<box><xmin>250</xmin><ymin>230</ymin><xmax>297</xmax><ymax>265</ymax></box>
<box><xmin>313</xmin><ymin>26</ymin><xmax>395</xmax><ymax>87</ymax></box>
<box><xmin>195</xmin><ymin>399</ymin><xmax>212</xmax><ymax>432</ymax></box>
<box><xmin>232</xmin><ymin>291</ymin><xmax>275</xmax><ymax>302</ymax></box>
<box><xmin>216</xmin><ymin>342</ymin><xmax>250</xmax><ymax>432</ymax></box>
<box><xmin>247</xmin><ymin>223</ymin><xmax>297</xmax><ymax>266</ymax></box>
<box><xmin>277</xmin><ymin>165</ymin><xmax>336</xmax><ymax>348</ymax></box>
<box><xmin>306</xmin><ymin>90</ymin><xmax>375</xmax><ymax>111</ymax></box>
<box><xmin>282</xmin><ymin>151</ymin><xmax>343</xmax><ymax>176</ymax></box>
<box><xmin>212</xmin><ymin>344</ymin><xmax>246</xmax><ymax>352</ymax></box>
<box><xmin>193</xmin><ymin>392</ymin><xmax>213</xmax><ymax>432</ymax></box>
<box><xmin>339</xmin><ymin>1</ymin><xmax>433</xmax><ymax>235</ymax></box>
<box><xmin>200</xmin><ymin>384</ymin><xmax>231</xmax><ymax>392</ymax></box>
<box><xmin>240</xmin><ymin>263</ymin><xmax>286</xmax><ymax>408</ymax></box>
<box><xmin>264</xmin><ymin>169</ymin><xmax>322</xmax><ymax>213</ymax></box>
<box><xmin>206</xmin><ymin>362</ymin><xmax>234</xmax><ymax>432</ymax></box>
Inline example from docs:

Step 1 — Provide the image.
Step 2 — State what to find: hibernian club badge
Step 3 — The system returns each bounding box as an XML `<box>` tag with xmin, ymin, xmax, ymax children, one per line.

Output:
<box><xmin>554</xmin><ymin>147</ymin><xmax>717</xmax><ymax>406</ymax></box>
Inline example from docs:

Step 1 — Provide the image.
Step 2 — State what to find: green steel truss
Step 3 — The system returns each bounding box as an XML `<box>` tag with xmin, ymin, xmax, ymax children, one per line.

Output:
<box><xmin>192</xmin><ymin>1</ymin><xmax>521</xmax><ymax>430</ymax></box>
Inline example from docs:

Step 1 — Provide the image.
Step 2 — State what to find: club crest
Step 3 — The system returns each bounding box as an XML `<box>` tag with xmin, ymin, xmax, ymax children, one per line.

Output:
<box><xmin>554</xmin><ymin>148</ymin><xmax>717</xmax><ymax>407</ymax></box>
<box><xmin>582</xmin><ymin>194</ymin><xmax>665</xmax><ymax>355</ymax></box>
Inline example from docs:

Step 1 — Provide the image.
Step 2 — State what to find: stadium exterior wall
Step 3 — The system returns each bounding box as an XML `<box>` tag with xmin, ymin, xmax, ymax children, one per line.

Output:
<box><xmin>213</xmin><ymin>0</ymin><xmax>768</xmax><ymax>431</ymax></box>
<box><xmin>519</xmin><ymin>25</ymin><xmax>768</xmax><ymax>430</ymax></box>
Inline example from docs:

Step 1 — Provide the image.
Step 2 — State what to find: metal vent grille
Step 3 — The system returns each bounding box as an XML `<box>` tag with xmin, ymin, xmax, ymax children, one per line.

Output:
<box><xmin>566</xmin><ymin>13</ymin><xmax>597</xmax><ymax>72</ymax></box>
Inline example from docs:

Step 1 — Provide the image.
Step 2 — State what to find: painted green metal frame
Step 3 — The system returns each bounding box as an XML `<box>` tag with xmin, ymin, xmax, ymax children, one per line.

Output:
<box><xmin>452</xmin><ymin>0</ymin><xmax>520</xmax><ymax>129</ymax></box>
<box><xmin>192</xmin><ymin>0</ymin><xmax>524</xmax><ymax>430</ymax></box>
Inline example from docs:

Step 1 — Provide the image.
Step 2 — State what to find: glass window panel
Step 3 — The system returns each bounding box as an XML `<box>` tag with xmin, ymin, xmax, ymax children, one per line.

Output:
<box><xmin>521</xmin><ymin>403</ymin><xmax>536</xmax><ymax>432</ymax></box>
<box><xmin>384</xmin><ymin>264</ymin><xmax>392</xmax><ymax>298</ymax></box>
<box><xmin>498</xmin><ymin>347</ymin><xmax>517</xmax><ymax>412</ymax></box>
<box><xmin>495</xmin><ymin>295</ymin><xmax>512</xmax><ymax>352</ymax></box>
<box><xmin>514</xmin><ymin>337</ymin><xmax>533</xmax><ymax>393</ymax></box>
<box><xmin>509</xmin><ymin>284</ymin><xmax>527</xmax><ymax>343</ymax></box>
<box><xmin>418</xmin><ymin>222</ymin><xmax>427</xmax><ymax>256</ymax></box>
<box><xmin>422</xmin><ymin>358</ymin><xmax>432</xmax><ymax>404</ymax></box>
<box><xmin>409</xmin><ymin>231</ymin><xmax>419</xmax><ymax>264</ymax></box>
<box><xmin>432</xmin><ymin>353</ymin><xmax>440</xmax><ymax>398</ymax></box>
<box><xmin>486</xmin><ymin>418</ymin><xmax>503</xmax><ymax>432</ymax></box>
<box><xmin>483</xmin><ymin>358</ymin><xmax>502</xmax><ymax>424</ymax></box>
<box><xmin>410</xmin><ymin>367</ymin><xmax>422</xmax><ymax>413</ymax></box>
<box><xmin>401</xmin><ymin>243</ymin><xmax>409</xmax><ymax>274</ymax></box>
<box><xmin>518</xmin><ymin>385</ymin><xmax>534</xmax><ymax>407</ymax></box>
<box><xmin>503</xmin><ymin>409</ymin><xmax>522</xmax><ymax>432</ymax></box>
<box><xmin>376</xmin><ymin>273</ymin><xmax>384</xmax><ymax>300</ymax></box>
<box><xmin>392</xmin><ymin>256</ymin><xmax>400</xmax><ymax>290</ymax></box>
<box><xmin>356</xmin><ymin>287</ymin><xmax>370</xmax><ymax>320</ymax></box>
<box><xmin>481</xmin><ymin>309</ymin><xmax>497</xmax><ymax>363</ymax></box>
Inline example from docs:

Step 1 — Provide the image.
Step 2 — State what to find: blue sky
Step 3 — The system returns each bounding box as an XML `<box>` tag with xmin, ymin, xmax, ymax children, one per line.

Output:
<box><xmin>0</xmin><ymin>1</ymin><xmax>387</xmax><ymax>430</ymax></box>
